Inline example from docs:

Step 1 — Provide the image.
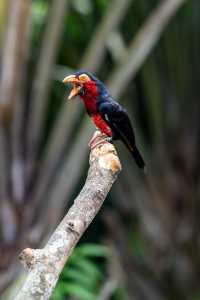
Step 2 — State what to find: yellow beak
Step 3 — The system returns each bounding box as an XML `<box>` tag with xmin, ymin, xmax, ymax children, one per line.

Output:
<box><xmin>63</xmin><ymin>75</ymin><xmax>82</xmax><ymax>100</ymax></box>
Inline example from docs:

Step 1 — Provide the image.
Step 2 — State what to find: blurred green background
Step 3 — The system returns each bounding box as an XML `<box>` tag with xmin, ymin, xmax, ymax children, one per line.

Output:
<box><xmin>0</xmin><ymin>0</ymin><xmax>200</xmax><ymax>299</ymax></box>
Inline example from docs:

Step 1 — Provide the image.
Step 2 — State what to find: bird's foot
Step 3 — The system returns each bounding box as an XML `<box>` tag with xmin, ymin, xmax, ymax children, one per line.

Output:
<box><xmin>89</xmin><ymin>132</ymin><xmax>112</xmax><ymax>150</ymax></box>
<box><xmin>91</xmin><ymin>138</ymin><xmax>112</xmax><ymax>150</ymax></box>
<box><xmin>88</xmin><ymin>132</ymin><xmax>101</xmax><ymax>148</ymax></box>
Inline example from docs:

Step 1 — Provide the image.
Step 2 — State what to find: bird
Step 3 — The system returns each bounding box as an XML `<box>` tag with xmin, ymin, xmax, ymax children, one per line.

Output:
<box><xmin>63</xmin><ymin>70</ymin><xmax>145</xmax><ymax>170</ymax></box>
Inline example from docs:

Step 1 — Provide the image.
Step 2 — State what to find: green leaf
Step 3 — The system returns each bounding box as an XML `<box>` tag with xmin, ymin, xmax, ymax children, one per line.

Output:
<box><xmin>69</xmin><ymin>257</ymin><xmax>103</xmax><ymax>280</ymax></box>
<box><xmin>31</xmin><ymin>1</ymin><xmax>48</xmax><ymax>25</ymax></box>
<box><xmin>75</xmin><ymin>244</ymin><xmax>110</xmax><ymax>258</ymax></box>
<box><xmin>53</xmin><ymin>243</ymin><xmax>108</xmax><ymax>300</ymax></box>
<box><xmin>62</xmin><ymin>267</ymin><xmax>98</xmax><ymax>290</ymax></box>
<box><xmin>61</xmin><ymin>282</ymin><xmax>96</xmax><ymax>300</ymax></box>
<box><xmin>51</xmin><ymin>285</ymin><xmax>65</xmax><ymax>300</ymax></box>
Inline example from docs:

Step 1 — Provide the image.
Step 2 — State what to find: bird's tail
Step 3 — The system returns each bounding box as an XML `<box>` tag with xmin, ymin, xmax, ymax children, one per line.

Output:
<box><xmin>131</xmin><ymin>146</ymin><xmax>145</xmax><ymax>170</ymax></box>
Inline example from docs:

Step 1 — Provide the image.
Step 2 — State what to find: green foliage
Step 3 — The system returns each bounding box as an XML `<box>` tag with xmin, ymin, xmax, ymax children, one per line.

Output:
<box><xmin>31</xmin><ymin>0</ymin><xmax>48</xmax><ymax>27</ymax></box>
<box><xmin>51</xmin><ymin>243</ymin><xmax>110</xmax><ymax>300</ymax></box>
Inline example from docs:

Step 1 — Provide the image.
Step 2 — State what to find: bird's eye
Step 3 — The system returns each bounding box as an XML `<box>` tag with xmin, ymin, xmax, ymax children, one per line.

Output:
<box><xmin>79</xmin><ymin>74</ymin><xmax>90</xmax><ymax>82</ymax></box>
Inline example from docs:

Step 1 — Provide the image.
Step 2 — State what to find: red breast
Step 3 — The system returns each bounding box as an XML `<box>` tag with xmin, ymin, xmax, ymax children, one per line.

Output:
<box><xmin>80</xmin><ymin>81</ymin><xmax>98</xmax><ymax>114</ymax></box>
<box><xmin>80</xmin><ymin>81</ymin><xmax>112</xmax><ymax>136</ymax></box>
<box><xmin>92</xmin><ymin>115</ymin><xmax>112</xmax><ymax>137</ymax></box>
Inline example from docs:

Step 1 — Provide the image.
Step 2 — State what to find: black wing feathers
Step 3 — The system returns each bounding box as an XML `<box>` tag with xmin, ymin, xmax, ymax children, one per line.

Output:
<box><xmin>98</xmin><ymin>101</ymin><xmax>135</xmax><ymax>147</ymax></box>
<box><xmin>98</xmin><ymin>100</ymin><xmax>145</xmax><ymax>169</ymax></box>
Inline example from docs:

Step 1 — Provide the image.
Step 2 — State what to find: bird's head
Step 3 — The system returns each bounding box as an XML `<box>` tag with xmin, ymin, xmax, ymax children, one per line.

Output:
<box><xmin>63</xmin><ymin>70</ymin><xmax>106</xmax><ymax>100</ymax></box>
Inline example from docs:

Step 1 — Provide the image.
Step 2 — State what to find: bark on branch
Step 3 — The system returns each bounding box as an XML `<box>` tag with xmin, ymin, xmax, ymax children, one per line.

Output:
<box><xmin>14</xmin><ymin>131</ymin><xmax>121</xmax><ymax>300</ymax></box>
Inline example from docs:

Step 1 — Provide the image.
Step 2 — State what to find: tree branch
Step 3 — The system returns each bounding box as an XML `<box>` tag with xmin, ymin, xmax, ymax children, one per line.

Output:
<box><xmin>14</xmin><ymin>131</ymin><xmax>121</xmax><ymax>300</ymax></box>
<box><xmin>34</xmin><ymin>121</ymin><xmax>94</xmax><ymax>235</ymax></box>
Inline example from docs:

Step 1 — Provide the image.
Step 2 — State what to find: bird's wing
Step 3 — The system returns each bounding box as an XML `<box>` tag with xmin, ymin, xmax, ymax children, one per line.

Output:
<box><xmin>98</xmin><ymin>101</ymin><xmax>136</xmax><ymax>149</ymax></box>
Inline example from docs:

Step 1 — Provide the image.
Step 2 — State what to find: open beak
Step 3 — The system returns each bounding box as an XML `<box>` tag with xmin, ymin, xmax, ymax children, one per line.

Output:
<box><xmin>63</xmin><ymin>75</ymin><xmax>82</xmax><ymax>100</ymax></box>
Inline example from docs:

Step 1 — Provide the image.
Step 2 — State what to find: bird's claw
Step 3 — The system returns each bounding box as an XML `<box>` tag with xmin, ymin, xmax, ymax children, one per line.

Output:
<box><xmin>89</xmin><ymin>134</ymin><xmax>112</xmax><ymax>150</ymax></box>
<box><xmin>88</xmin><ymin>134</ymin><xmax>99</xmax><ymax>148</ymax></box>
